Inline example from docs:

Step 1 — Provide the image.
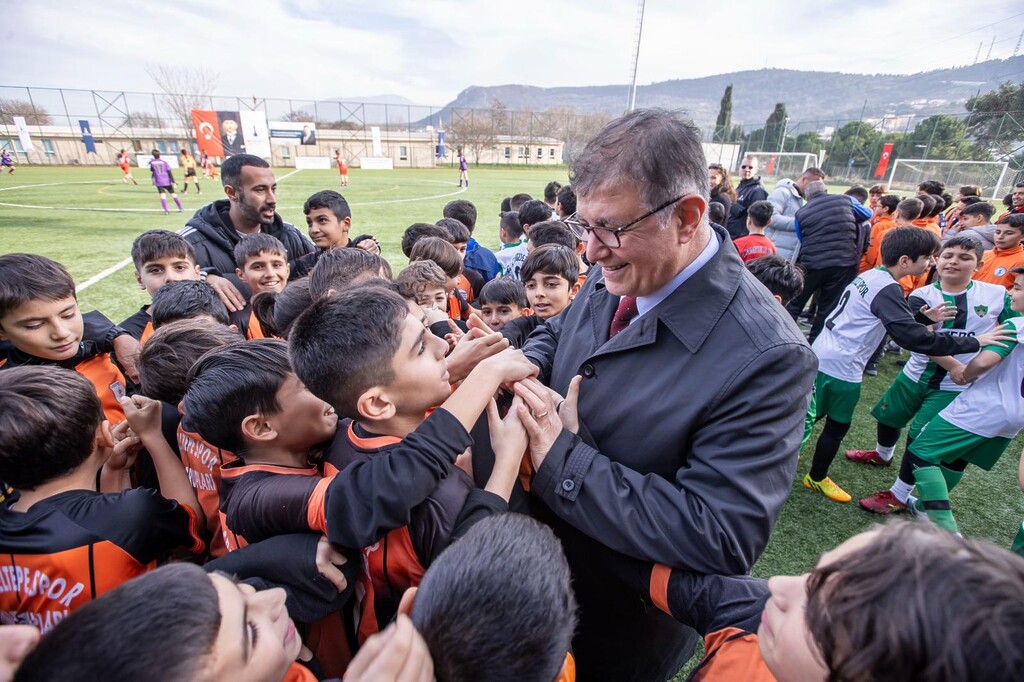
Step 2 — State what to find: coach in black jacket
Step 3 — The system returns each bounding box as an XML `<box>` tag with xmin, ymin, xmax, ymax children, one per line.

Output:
<box><xmin>521</xmin><ymin>110</ymin><xmax>817</xmax><ymax>682</ymax></box>
<box><xmin>180</xmin><ymin>154</ymin><xmax>314</xmax><ymax>307</ymax></box>
<box><xmin>724</xmin><ymin>154</ymin><xmax>768</xmax><ymax>239</ymax></box>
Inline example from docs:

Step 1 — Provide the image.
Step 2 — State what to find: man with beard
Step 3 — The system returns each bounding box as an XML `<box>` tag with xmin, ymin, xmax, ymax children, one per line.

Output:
<box><xmin>725</xmin><ymin>154</ymin><xmax>769</xmax><ymax>240</ymax></box>
<box><xmin>180</xmin><ymin>154</ymin><xmax>313</xmax><ymax>311</ymax></box>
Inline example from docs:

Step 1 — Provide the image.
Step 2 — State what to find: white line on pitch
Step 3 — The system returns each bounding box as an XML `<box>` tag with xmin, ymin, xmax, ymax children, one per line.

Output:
<box><xmin>76</xmin><ymin>258</ymin><xmax>133</xmax><ymax>292</ymax></box>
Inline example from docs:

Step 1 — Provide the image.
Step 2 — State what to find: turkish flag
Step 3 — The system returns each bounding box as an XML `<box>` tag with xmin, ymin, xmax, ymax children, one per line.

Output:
<box><xmin>874</xmin><ymin>143</ymin><xmax>893</xmax><ymax>178</ymax></box>
<box><xmin>191</xmin><ymin>110</ymin><xmax>223</xmax><ymax>157</ymax></box>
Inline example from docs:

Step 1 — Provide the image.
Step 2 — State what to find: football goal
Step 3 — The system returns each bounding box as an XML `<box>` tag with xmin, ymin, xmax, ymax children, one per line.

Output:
<box><xmin>751</xmin><ymin>152</ymin><xmax>819</xmax><ymax>179</ymax></box>
<box><xmin>886</xmin><ymin>159</ymin><xmax>1010</xmax><ymax>199</ymax></box>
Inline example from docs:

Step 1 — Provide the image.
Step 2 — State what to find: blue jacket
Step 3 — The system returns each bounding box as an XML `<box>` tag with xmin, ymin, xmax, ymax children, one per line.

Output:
<box><xmin>464</xmin><ymin>238</ymin><xmax>500</xmax><ymax>282</ymax></box>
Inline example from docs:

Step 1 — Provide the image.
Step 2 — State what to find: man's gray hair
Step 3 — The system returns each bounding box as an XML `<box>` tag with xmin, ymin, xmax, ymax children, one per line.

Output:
<box><xmin>805</xmin><ymin>181</ymin><xmax>828</xmax><ymax>200</ymax></box>
<box><xmin>570</xmin><ymin>109</ymin><xmax>709</xmax><ymax>217</ymax></box>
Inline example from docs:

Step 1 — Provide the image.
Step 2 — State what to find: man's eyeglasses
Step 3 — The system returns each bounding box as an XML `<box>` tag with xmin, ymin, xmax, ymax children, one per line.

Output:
<box><xmin>563</xmin><ymin>195</ymin><xmax>684</xmax><ymax>249</ymax></box>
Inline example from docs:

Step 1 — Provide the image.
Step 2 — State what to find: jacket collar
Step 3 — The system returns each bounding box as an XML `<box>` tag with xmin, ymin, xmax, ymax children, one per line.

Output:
<box><xmin>588</xmin><ymin>223</ymin><xmax>740</xmax><ymax>355</ymax></box>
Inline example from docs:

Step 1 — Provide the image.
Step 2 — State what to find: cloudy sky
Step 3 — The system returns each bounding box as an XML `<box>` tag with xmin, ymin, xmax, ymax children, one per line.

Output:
<box><xmin>3</xmin><ymin>0</ymin><xmax>1023</xmax><ymax>105</ymax></box>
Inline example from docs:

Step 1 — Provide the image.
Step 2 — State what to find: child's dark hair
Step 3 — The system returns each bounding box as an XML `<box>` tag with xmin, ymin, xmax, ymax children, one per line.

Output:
<box><xmin>402</xmin><ymin>222</ymin><xmax>451</xmax><ymax>258</ymax></box>
<box><xmin>138</xmin><ymin>319</ymin><xmax>242</xmax><ymax>404</ymax></box>
<box><xmin>708</xmin><ymin>201</ymin><xmax>726</xmax><ymax>226</ymax></box>
<box><xmin>960</xmin><ymin>196</ymin><xmax>984</xmax><ymax>208</ymax></box>
<box><xmin>0</xmin><ymin>366</ymin><xmax>103</xmax><ymax>489</ymax></box>
<box><xmin>878</xmin><ymin>194</ymin><xmax>900</xmax><ymax>214</ymax></box>
<box><xmin>529</xmin><ymin>221</ymin><xmax>579</xmax><ymax>250</ymax></box>
<box><xmin>896</xmin><ymin>198</ymin><xmax>923</xmax><ymax>222</ymax></box>
<box><xmin>804</xmin><ymin>522</ymin><xmax>1024</xmax><ymax>682</ymax></box>
<box><xmin>544</xmin><ymin>181</ymin><xmax>563</xmax><ymax>204</ymax></box>
<box><xmin>880</xmin><ymin>226</ymin><xmax>941</xmax><ymax>267</ymax></box>
<box><xmin>940</xmin><ymin>235</ymin><xmax>985</xmax><ymax>262</ymax></box>
<box><xmin>747</xmin><ymin>200</ymin><xmax>774</xmax><ymax>228</ymax></box>
<box><xmin>252</xmin><ymin>278</ymin><xmax>312</xmax><ymax>339</ymax></box>
<box><xmin>999</xmin><ymin>214</ymin><xmax>1024</xmax><ymax>232</ymax></box>
<box><xmin>289</xmin><ymin>287</ymin><xmax>410</xmax><ymax>418</ymax></box>
<box><xmin>396</xmin><ymin>261</ymin><xmax>447</xmax><ymax>300</ymax></box>
<box><xmin>556</xmin><ymin>185</ymin><xmax>576</xmax><ymax>215</ymax></box>
<box><xmin>960</xmin><ymin>202</ymin><xmax>995</xmax><ymax>221</ymax></box>
<box><xmin>518</xmin><ymin>199</ymin><xmax>552</xmax><ymax>228</ymax></box>
<box><xmin>959</xmin><ymin>185</ymin><xmax>981</xmax><ymax>197</ymax></box>
<box><xmin>0</xmin><ymin>253</ymin><xmax>76</xmax><ymax>320</ymax></box>
<box><xmin>150</xmin><ymin>281</ymin><xmax>230</xmax><ymax>330</ymax></box>
<box><xmin>303</xmin><ymin>189</ymin><xmax>351</xmax><ymax>220</ymax></box>
<box><xmin>510</xmin><ymin>193</ymin><xmax>533</xmax><ymax>212</ymax></box>
<box><xmin>232</xmin><ymin>233</ymin><xmax>287</xmax><ymax>270</ymax></box>
<box><xmin>745</xmin><ymin>255</ymin><xmax>804</xmax><ymax>306</ymax></box>
<box><xmin>436</xmin><ymin>217</ymin><xmax>471</xmax><ymax>244</ymax></box>
<box><xmin>478</xmin><ymin>277</ymin><xmax>528</xmax><ymax>309</ymax></box>
<box><xmin>14</xmin><ymin>563</ymin><xmax>220</xmax><ymax>682</ymax></box>
<box><xmin>410</xmin><ymin>237</ymin><xmax>462</xmax><ymax>278</ymax></box>
<box><xmin>500</xmin><ymin>211</ymin><xmax>524</xmax><ymax>240</ymax></box>
<box><xmin>182</xmin><ymin>339</ymin><xmax>291</xmax><ymax>454</ymax></box>
<box><xmin>869</xmin><ymin>184</ymin><xmax>887</xmax><ymax>196</ymax></box>
<box><xmin>917</xmin><ymin>180</ymin><xmax>945</xmax><ymax>195</ymax></box>
<box><xmin>928</xmin><ymin>194</ymin><xmax>947</xmax><ymax>217</ymax></box>
<box><xmin>443</xmin><ymin>199</ymin><xmax>477</xmax><ymax>231</ymax></box>
<box><xmin>411</xmin><ymin>514</ymin><xmax>578</xmax><ymax>682</ymax></box>
<box><xmin>917</xmin><ymin>194</ymin><xmax>935</xmax><ymax>218</ymax></box>
<box><xmin>309</xmin><ymin>249</ymin><xmax>392</xmax><ymax>300</ymax></box>
<box><xmin>131</xmin><ymin>230</ymin><xmax>196</xmax><ymax>270</ymax></box>
<box><xmin>521</xmin><ymin>244</ymin><xmax>579</xmax><ymax>286</ymax></box>
<box><xmin>844</xmin><ymin>186</ymin><xmax>869</xmax><ymax>204</ymax></box>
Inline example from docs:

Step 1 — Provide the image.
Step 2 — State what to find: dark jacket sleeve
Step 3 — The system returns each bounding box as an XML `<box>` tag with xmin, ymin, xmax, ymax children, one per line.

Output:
<box><xmin>91</xmin><ymin>488</ymin><xmax>206</xmax><ymax>562</ymax></box>
<box><xmin>224</xmin><ymin>474</ymin><xmax>324</xmax><ymax>543</ymax></box>
<box><xmin>499</xmin><ymin>314</ymin><xmax>543</xmax><ymax>349</ymax></box>
<box><xmin>656</xmin><ymin>570</ymin><xmax>768</xmax><ymax>635</ymax></box>
<box><xmin>323</xmin><ymin>408</ymin><xmax>472</xmax><ymax>549</ymax></box>
<box><xmin>872</xmin><ymin>285</ymin><xmax>980</xmax><ymax>356</ymax></box>
<box><xmin>521</xmin><ymin>309</ymin><xmax>564</xmax><ymax>384</ymax></box>
<box><xmin>204</xmin><ymin>533</ymin><xmax>356</xmax><ymax>623</ymax></box>
<box><xmin>531</xmin><ymin>342</ymin><xmax>816</xmax><ymax>574</ymax></box>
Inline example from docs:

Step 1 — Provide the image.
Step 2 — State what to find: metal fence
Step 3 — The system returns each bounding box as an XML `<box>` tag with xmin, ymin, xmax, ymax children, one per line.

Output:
<box><xmin>1</xmin><ymin>85</ymin><xmax>1022</xmax><ymax>190</ymax></box>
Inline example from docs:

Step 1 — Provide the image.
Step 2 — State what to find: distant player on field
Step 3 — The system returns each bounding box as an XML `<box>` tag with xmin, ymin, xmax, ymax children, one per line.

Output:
<box><xmin>457</xmin><ymin>148</ymin><xmax>469</xmax><ymax>187</ymax></box>
<box><xmin>179</xmin><ymin>149</ymin><xmax>201</xmax><ymax>195</ymax></box>
<box><xmin>116</xmin><ymin>149</ymin><xmax>137</xmax><ymax>185</ymax></box>
<box><xmin>335</xmin><ymin>149</ymin><xmax>348</xmax><ymax>187</ymax></box>
<box><xmin>148</xmin><ymin>150</ymin><xmax>183</xmax><ymax>215</ymax></box>
<box><xmin>1</xmin><ymin>149</ymin><xmax>15</xmax><ymax>175</ymax></box>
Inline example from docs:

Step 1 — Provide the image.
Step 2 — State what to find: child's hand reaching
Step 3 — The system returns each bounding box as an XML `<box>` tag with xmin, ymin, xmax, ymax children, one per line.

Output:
<box><xmin>118</xmin><ymin>395</ymin><xmax>164</xmax><ymax>441</ymax></box>
<box><xmin>106</xmin><ymin>421</ymin><xmax>141</xmax><ymax>473</ymax></box>
<box><xmin>484</xmin><ymin>397</ymin><xmax>527</xmax><ymax>501</ymax></box>
<box><xmin>920</xmin><ymin>301</ymin><xmax>956</xmax><ymax>324</ymax></box>
<box><xmin>478</xmin><ymin>347</ymin><xmax>538</xmax><ymax>387</ymax></box>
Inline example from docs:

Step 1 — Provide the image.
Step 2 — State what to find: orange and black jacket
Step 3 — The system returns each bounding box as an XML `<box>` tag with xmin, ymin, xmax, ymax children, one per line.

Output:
<box><xmin>330</xmin><ymin>420</ymin><xmax>508</xmax><ymax>640</ymax></box>
<box><xmin>0</xmin><ymin>342</ymin><xmax>126</xmax><ymax>424</ymax></box>
<box><xmin>0</xmin><ymin>488</ymin><xmax>204</xmax><ymax>632</ymax></box>
<box><xmin>119</xmin><ymin>306</ymin><xmax>153</xmax><ymax>343</ymax></box>
<box><xmin>177</xmin><ymin>422</ymin><xmax>236</xmax><ymax>558</ymax></box>
<box><xmin>229</xmin><ymin>305</ymin><xmax>275</xmax><ymax>340</ymax></box>
<box><xmin>216</xmin><ymin>408</ymin><xmax>475</xmax><ymax>550</ymax></box>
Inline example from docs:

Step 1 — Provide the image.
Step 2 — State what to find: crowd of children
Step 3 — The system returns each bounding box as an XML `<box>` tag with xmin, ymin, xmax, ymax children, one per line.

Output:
<box><xmin>1</xmin><ymin>161</ymin><xmax>1024</xmax><ymax>682</ymax></box>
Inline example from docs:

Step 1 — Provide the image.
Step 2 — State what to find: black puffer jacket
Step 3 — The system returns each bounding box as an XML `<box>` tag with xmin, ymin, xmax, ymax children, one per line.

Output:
<box><xmin>794</xmin><ymin>194</ymin><xmax>863</xmax><ymax>270</ymax></box>
<box><xmin>180</xmin><ymin>200</ymin><xmax>314</xmax><ymax>298</ymax></box>
<box><xmin>725</xmin><ymin>177</ymin><xmax>768</xmax><ymax>240</ymax></box>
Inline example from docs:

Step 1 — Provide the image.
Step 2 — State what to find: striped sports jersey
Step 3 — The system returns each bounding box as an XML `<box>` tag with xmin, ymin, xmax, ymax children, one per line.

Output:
<box><xmin>814</xmin><ymin>268</ymin><xmax>984</xmax><ymax>383</ymax></box>
<box><xmin>940</xmin><ymin>316</ymin><xmax>1024</xmax><ymax>439</ymax></box>
<box><xmin>901</xmin><ymin>281</ymin><xmax>1017</xmax><ymax>391</ymax></box>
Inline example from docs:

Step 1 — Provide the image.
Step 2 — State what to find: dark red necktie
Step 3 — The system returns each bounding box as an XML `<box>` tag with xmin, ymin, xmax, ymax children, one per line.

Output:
<box><xmin>609</xmin><ymin>295</ymin><xmax>639</xmax><ymax>338</ymax></box>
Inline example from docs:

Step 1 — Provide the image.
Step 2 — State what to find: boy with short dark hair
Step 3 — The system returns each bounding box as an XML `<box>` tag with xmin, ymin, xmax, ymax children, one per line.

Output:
<box><xmin>859</xmin><ymin>194</ymin><xmax>900</xmax><ymax>272</ymax></box>
<box><xmin>518</xmin><ymin>199</ymin><xmax>552</xmax><ymax>237</ymax></box>
<box><xmin>444</xmin><ymin>198</ymin><xmax>500</xmax><ymax>286</ymax></box>
<box><xmin>527</xmin><ymin>220</ymin><xmax>588</xmax><ymax>284</ymax></box>
<box><xmin>734</xmin><ymin>200</ymin><xmax>776</xmax><ymax>263</ymax></box>
<box><xmin>436</xmin><ymin>217</ymin><xmax>483</xmax><ymax>302</ymax></box>
<box><xmin>0</xmin><ymin>366</ymin><xmax>205</xmax><ymax>630</ymax></box>
<box><xmin>802</xmin><ymin>227</ymin><xmax>1012</xmax><ymax>503</ymax></box>
<box><xmin>707</xmin><ymin>201</ymin><xmax>726</xmax><ymax>227</ymax></box>
<box><xmin>0</xmin><ymin>253</ymin><xmax>127</xmax><ymax>423</ymax></box>
<box><xmin>496</xmin><ymin>211</ymin><xmax>528</xmax><ymax>279</ymax></box>
<box><xmin>957</xmin><ymin>202</ymin><xmax>997</xmax><ymax>251</ymax></box>
<box><xmin>125</xmin><ymin>230</ymin><xmax>202</xmax><ymax>342</ymax></box>
<box><xmin>410</xmin><ymin>237</ymin><xmax>469</xmax><ymax>321</ymax></box>
<box><xmin>974</xmin><ymin>215</ymin><xmax>1024</xmax><ymax>290</ymax></box>
<box><xmin>555</xmin><ymin>184</ymin><xmax>576</xmax><ymax>219</ymax></box>
<box><xmin>308</xmin><ymin>248</ymin><xmax>391</xmax><ymax>301</ymax></box>
<box><xmin>543</xmin><ymin>181</ymin><xmax>563</xmax><ymax>212</ymax></box>
<box><xmin>745</xmin><ymin>254</ymin><xmax>804</xmax><ymax>306</ymax></box>
<box><xmin>269</xmin><ymin>292</ymin><xmax>539</xmax><ymax>638</ymax></box>
<box><xmin>521</xmin><ymin>244</ymin><xmax>581</xmax><ymax>322</ymax></box>
<box><xmin>230</xmin><ymin>233</ymin><xmax>289</xmax><ymax>339</ymax></box>
<box><xmin>852</xmin><ymin>236</ymin><xmax>1017</xmax><ymax>513</ymax></box>
<box><xmin>149</xmin><ymin>280</ymin><xmax>230</xmax><ymax>330</ymax></box>
<box><xmin>401</xmin><ymin>222</ymin><xmax>450</xmax><ymax>259</ymax></box>
<box><xmin>477</xmin><ymin>277</ymin><xmax>530</xmax><ymax>332</ymax></box>
<box><xmin>137</xmin><ymin>318</ymin><xmax>243</xmax><ymax>557</ymax></box>
<box><xmin>292</xmin><ymin>190</ymin><xmax>379</xmax><ymax>278</ymax></box>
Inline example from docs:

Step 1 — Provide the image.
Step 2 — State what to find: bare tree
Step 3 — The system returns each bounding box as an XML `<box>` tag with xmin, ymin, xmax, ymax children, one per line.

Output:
<box><xmin>449</xmin><ymin>108</ymin><xmax>497</xmax><ymax>165</ymax></box>
<box><xmin>121</xmin><ymin>112</ymin><xmax>164</xmax><ymax>128</ymax></box>
<box><xmin>0</xmin><ymin>98</ymin><xmax>52</xmax><ymax>125</ymax></box>
<box><xmin>282</xmin><ymin>110</ymin><xmax>315</xmax><ymax>122</ymax></box>
<box><xmin>146</xmin><ymin>65</ymin><xmax>219</xmax><ymax>136</ymax></box>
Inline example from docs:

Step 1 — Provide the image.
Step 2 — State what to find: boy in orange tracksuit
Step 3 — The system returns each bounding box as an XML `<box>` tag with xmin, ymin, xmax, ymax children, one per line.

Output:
<box><xmin>859</xmin><ymin>195</ymin><xmax>899</xmax><ymax>273</ymax></box>
<box><xmin>974</xmin><ymin>215</ymin><xmax>1024</xmax><ymax>291</ymax></box>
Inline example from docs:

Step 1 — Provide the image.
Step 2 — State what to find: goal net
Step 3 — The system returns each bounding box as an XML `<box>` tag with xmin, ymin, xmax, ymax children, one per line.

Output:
<box><xmin>752</xmin><ymin>153</ymin><xmax>819</xmax><ymax>180</ymax></box>
<box><xmin>886</xmin><ymin>159</ymin><xmax>1010</xmax><ymax>199</ymax></box>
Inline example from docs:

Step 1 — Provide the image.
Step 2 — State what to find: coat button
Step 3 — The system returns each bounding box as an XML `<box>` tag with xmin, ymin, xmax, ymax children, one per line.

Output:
<box><xmin>581</xmin><ymin>364</ymin><xmax>595</xmax><ymax>378</ymax></box>
<box><xmin>562</xmin><ymin>479</ymin><xmax>575</xmax><ymax>492</ymax></box>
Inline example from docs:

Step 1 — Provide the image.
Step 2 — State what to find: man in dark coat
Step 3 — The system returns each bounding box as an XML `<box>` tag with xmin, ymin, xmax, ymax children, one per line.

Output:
<box><xmin>180</xmin><ymin>154</ymin><xmax>314</xmax><ymax>309</ymax></box>
<box><xmin>724</xmin><ymin>154</ymin><xmax>768</xmax><ymax>239</ymax></box>
<box><xmin>522</xmin><ymin>109</ymin><xmax>817</xmax><ymax>682</ymax></box>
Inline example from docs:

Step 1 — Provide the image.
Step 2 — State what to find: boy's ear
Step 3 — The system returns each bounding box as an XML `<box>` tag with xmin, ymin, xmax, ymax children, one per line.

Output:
<box><xmin>135</xmin><ymin>270</ymin><xmax>146</xmax><ymax>290</ymax></box>
<box><xmin>241</xmin><ymin>413</ymin><xmax>278</xmax><ymax>443</ymax></box>
<box><xmin>773</xmin><ymin>294</ymin><xmax>784</xmax><ymax>305</ymax></box>
<box><xmin>235</xmin><ymin>268</ymin><xmax>245</xmax><ymax>280</ymax></box>
<box><xmin>356</xmin><ymin>387</ymin><xmax>395</xmax><ymax>423</ymax></box>
<box><xmin>95</xmin><ymin>420</ymin><xmax>114</xmax><ymax>451</ymax></box>
<box><xmin>568</xmin><ymin>280</ymin><xmax>582</xmax><ymax>301</ymax></box>
<box><xmin>575</xmin><ymin>242</ymin><xmax>585</xmax><ymax>257</ymax></box>
<box><xmin>397</xmin><ymin>586</ymin><xmax>418</xmax><ymax>617</ymax></box>
<box><xmin>191</xmin><ymin>263</ymin><xmax>202</xmax><ymax>278</ymax></box>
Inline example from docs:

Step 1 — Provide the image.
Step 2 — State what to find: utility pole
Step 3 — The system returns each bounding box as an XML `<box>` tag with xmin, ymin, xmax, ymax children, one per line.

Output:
<box><xmin>1014</xmin><ymin>28</ymin><xmax>1023</xmax><ymax>57</ymax></box>
<box><xmin>626</xmin><ymin>0</ymin><xmax>646</xmax><ymax>112</ymax></box>
<box><xmin>974</xmin><ymin>41</ymin><xmax>982</xmax><ymax>65</ymax></box>
<box><xmin>985</xmin><ymin>35</ymin><xmax>995</xmax><ymax>61</ymax></box>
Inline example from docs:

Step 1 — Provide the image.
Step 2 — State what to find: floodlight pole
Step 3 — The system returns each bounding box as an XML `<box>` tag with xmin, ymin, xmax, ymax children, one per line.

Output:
<box><xmin>627</xmin><ymin>0</ymin><xmax>646</xmax><ymax>112</ymax></box>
